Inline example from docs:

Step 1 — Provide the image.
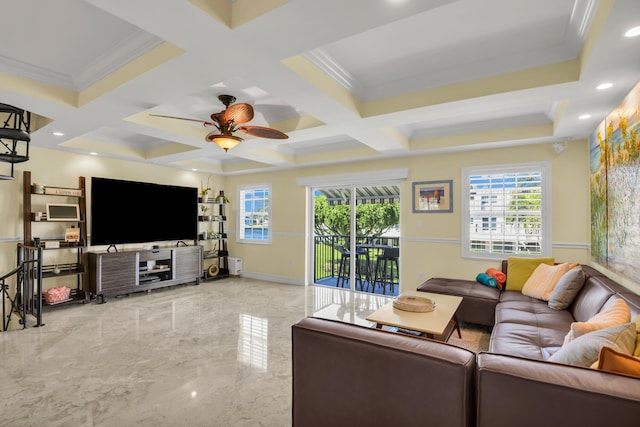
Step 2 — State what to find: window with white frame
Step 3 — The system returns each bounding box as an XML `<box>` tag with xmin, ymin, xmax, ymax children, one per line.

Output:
<box><xmin>237</xmin><ymin>184</ymin><xmax>271</xmax><ymax>244</ymax></box>
<box><xmin>461</xmin><ymin>162</ymin><xmax>551</xmax><ymax>259</ymax></box>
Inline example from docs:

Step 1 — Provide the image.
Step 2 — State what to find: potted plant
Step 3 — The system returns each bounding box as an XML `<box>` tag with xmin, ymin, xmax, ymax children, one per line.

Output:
<box><xmin>216</xmin><ymin>190</ymin><xmax>230</xmax><ymax>204</ymax></box>
<box><xmin>199</xmin><ymin>204</ymin><xmax>212</xmax><ymax>221</ymax></box>
<box><xmin>199</xmin><ymin>176</ymin><xmax>212</xmax><ymax>202</ymax></box>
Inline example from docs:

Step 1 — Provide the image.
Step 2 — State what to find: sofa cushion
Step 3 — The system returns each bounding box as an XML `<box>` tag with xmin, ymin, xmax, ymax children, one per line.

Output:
<box><xmin>489</xmin><ymin>322</ymin><xmax>569</xmax><ymax>360</ymax></box>
<box><xmin>521</xmin><ymin>262</ymin><xmax>571</xmax><ymax>301</ymax></box>
<box><xmin>548</xmin><ymin>266</ymin><xmax>586</xmax><ymax>310</ymax></box>
<box><xmin>417</xmin><ymin>277</ymin><xmax>500</xmax><ymax>326</ymax></box>
<box><xmin>597</xmin><ymin>346</ymin><xmax>640</xmax><ymax>378</ymax></box>
<box><xmin>495</xmin><ymin>292</ymin><xmax>574</xmax><ymax>331</ymax></box>
<box><xmin>549</xmin><ymin>322</ymin><xmax>637</xmax><ymax>367</ymax></box>
<box><xmin>570</xmin><ymin>278</ymin><xmax>616</xmax><ymax>322</ymax></box>
<box><xmin>505</xmin><ymin>257</ymin><xmax>555</xmax><ymax>291</ymax></box>
<box><xmin>418</xmin><ymin>277</ymin><xmax>501</xmax><ymax>300</ymax></box>
<box><xmin>564</xmin><ymin>298</ymin><xmax>631</xmax><ymax>343</ymax></box>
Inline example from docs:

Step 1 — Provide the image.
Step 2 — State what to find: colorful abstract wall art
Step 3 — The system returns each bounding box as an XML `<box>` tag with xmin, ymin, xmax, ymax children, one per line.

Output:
<box><xmin>590</xmin><ymin>80</ymin><xmax>640</xmax><ymax>283</ymax></box>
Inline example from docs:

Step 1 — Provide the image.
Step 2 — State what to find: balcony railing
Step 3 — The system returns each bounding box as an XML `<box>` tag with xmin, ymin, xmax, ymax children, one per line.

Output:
<box><xmin>314</xmin><ymin>235</ymin><xmax>400</xmax><ymax>295</ymax></box>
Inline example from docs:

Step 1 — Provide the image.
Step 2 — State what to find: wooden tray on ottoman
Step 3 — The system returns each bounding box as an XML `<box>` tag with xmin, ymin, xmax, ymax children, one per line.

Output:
<box><xmin>393</xmin><ymin>294</ymin><xmax>436</xmax><ymax>312</ymax></box>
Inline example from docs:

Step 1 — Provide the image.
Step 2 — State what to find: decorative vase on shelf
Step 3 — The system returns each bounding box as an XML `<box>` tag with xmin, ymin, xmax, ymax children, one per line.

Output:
<box><xmin>199</xmin><ymin>190</ymin><xmax>210</xmax><ymax>203</ymax></box>
<box><xmin>200</xmin><ymin>205</ymin><xmax>210</xmax><ymax>220</ymax></box>
<box><xmin>216</xmin><ymin>190</ymin><xmax>229</xmax><ymax>204</ymax></box>
<box><xmin>32</xmin><ymin>183</ymin><xmax>45</xmax><ymax>194</ymax></box>
<box><xmin>200</xmin><ymin>177</ymin><xmax>213</xmax><ymax>201</ymax></box>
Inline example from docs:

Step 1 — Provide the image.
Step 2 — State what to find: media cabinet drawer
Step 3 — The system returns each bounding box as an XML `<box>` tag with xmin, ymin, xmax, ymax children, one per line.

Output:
<box><xmin>139</xmin><ymin>250</ymin><xmax>171</xmax><ymax>262</ymax></box>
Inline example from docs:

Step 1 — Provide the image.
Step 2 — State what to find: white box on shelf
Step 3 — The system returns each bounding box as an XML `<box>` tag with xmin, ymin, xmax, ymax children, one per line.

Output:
<box><xmin>228</xmin><ymin>257</ymin><xmax>242</xmax><ymax>276</ymax></box>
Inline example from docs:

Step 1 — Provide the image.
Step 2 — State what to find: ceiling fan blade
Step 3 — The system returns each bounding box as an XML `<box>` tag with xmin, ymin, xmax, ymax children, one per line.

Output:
<box><xmin>239</xmin><ymin>126</ymin><xmax>288</xmax><ymax>139</ymax></box>
<box><xmin>225</xmin><ymin>103</ymin><xmax>254</xmax><ymax>124</ymax></box>
<box><xmin>149</xmin><ymin>114</ymin><xmax>214</xmax><ymax>126</ymax></box>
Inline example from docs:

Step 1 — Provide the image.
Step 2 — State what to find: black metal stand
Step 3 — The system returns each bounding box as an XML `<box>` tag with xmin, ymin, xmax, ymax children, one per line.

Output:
<box><xmin>13</xmin><ymin>245</ymin><xmax>43</xmax><ymax>329</ymax></box>
<box><xmin>1</xmin><ymin>270</ymin><xmax>25</xmax><ymax>330</ymax></box>
<box><xmin>2</xmin><ymin>247</ymin><xmax>42</xmax><ymax>331</ymax></box>
<box><xmin>0</xmin><ymin>103</ymin><xmax>31</xmax><ymax>180</ymax></box>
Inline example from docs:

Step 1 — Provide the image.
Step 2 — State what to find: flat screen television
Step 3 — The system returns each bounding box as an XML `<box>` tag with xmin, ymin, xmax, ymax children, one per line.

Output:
<box><xmin>90</xmin><ymin>177</ymin><xmax>198</xmax><ymax>246</ymax></box>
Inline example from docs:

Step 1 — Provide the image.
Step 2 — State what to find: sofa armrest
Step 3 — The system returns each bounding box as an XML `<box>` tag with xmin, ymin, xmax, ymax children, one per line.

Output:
<box><xmin>292</xmin><ymin>317</ymin><xmax>476</xmax><ymax>427</ymax></box>
<box><xmin>477</xmin><ymin>353</ymin><xmax>640</xmax><ymax>427</ymax></box>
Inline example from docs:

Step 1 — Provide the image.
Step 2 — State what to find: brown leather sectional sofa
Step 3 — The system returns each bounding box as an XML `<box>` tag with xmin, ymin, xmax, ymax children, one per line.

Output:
<box><xmin>291</xmin><ymin>264</ymin><xmax>640</xmax><ymax>427</ymax></box>
<box><xmin>415</xmin><ymin>259</ymin><xmax>509</xmax><ymax>327</ymax></box>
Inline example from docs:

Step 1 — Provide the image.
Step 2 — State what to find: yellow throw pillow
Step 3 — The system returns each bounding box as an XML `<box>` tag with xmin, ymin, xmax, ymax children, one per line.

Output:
<box><xmin>597</xmin><ymin>346</ymin><xmax>640</xmax><ymax>378</ymax></box>
<box><xmin>521</xmin><ymin>262</ymin><xmax>571</xmax><ymax>301</ymax></box>
<box><xmin>564</xmin><ymin>299</ymin><xmax>631</xmax><ymax>344</ymax></box>
<box><xmin>505</xmin><ymin>257</ymin><xmax>555</xmax><ymax>291</ymax></box>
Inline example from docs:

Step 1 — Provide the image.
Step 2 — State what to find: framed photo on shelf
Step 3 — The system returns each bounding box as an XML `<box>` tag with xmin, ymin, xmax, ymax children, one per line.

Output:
<box><xmin>64</xmin><ymin>227</ymin><xmax>80</xmax><ymax>242</ymax></box>
<box><xmin>412</xmin><ymin>180</ymin><xmax>453</xmax><ymax>213</ymax></box>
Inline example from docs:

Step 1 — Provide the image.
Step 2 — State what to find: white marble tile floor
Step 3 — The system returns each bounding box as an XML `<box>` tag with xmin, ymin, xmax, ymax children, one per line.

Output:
<box><xmin>0</xmin><ymin>278</ymin><xmax>392</xmax><ymax>427</ymax></box>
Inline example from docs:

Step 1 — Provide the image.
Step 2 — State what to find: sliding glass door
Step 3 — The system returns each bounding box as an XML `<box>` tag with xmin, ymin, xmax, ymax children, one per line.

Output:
<box><xmin>312</xmin><ymin>185</ymin><xmax>400</xmax><ymax>295</ymax></box>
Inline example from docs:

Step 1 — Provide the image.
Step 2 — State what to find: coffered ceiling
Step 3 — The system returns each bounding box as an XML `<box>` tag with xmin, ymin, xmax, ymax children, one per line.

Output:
<box><xmin>1</xmin><ymin>0</ymin><xmax>639</xmax><ymax>175</ymax></box>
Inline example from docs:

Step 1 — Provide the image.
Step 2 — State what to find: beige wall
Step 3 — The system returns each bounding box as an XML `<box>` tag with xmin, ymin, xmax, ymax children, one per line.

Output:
<box><xmin>2</xmin><ymin>138</ymin><xmax>627</xmax><ymax>297</ymax></box>
<box><xmin>225</xmin><ymin>139</ymin><xmax>593</xmax><ymax>293</ymax></box>
<box><xmin>0</xmin><ymin>146</ymin><xmax>222</xmax><ymax>290</ymax></box>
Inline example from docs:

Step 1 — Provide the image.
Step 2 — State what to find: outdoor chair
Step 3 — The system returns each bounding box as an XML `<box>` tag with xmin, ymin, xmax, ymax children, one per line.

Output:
<box><xmin>336</xmin><ymin>245</ymin><xmax>366</xmax><ymax>291</ymax></box>
<box><xmin>372</xmin><ymin>247</ymin><xmax>399</xmax><ymax>295</ymax></box>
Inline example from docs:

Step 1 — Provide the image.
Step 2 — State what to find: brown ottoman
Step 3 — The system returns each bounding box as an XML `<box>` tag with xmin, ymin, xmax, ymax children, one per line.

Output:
<box><xmin>417</xmin><ymin>277</ymin><xmax>500</xmax><ymax>327</ymax></box>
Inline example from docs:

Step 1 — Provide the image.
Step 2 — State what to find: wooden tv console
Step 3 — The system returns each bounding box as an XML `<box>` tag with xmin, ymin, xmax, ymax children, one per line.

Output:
<box><xmin>87</xmin><ymin>245</ymin><xmax>202</xmax><ymax>303</ymax></box>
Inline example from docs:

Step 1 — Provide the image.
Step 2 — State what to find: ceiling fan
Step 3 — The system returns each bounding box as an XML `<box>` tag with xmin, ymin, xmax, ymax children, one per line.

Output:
<box><xmin>150</xmin><ymin>94</ymin><xmax>288</xmax><ymax>151</ymax></box>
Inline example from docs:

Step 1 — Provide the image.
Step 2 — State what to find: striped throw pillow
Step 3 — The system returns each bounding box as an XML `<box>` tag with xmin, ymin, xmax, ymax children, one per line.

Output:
<box><xmin>564</xmin><ymin>298</ymin><xmax>631</xmax><ymax>344</ymax></box>
<box><xmin>521</xmin><ymin>262</ymin><xmax>571</xmax><ymax>301</ymax></box>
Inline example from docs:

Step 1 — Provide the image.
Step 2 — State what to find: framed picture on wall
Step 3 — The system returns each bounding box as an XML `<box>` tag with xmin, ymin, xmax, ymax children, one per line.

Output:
<box><xmin>412</xmin><ymin>180</ymin><xmax>453</xmax><ymax>213</ymax></box>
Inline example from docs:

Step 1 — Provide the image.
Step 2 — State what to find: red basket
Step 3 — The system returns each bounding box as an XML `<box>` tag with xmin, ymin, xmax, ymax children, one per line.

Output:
<box><xmin>43</xmin><ymin>286</ymin><xmax>71</xmax><ymax>304</ymax></box>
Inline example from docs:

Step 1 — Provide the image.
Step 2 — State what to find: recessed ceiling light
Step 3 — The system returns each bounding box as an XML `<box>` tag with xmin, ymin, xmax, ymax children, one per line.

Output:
<box><xmin>89</xmin><ymin>152</ymin><xmax>98</xmax><ymax>156</ymax></box>
<box><xmin>52</xmin><ymin>131</ymin><xmax>64</xmax><ymax>136</ymax></box>
<box><xmin>192</xmin><ymin>168</ymin><xmax>198</xmax><ymax>171</ymax></box>
<box><xmin>579</xmin><ymin>114</ymin><xmax>591</xmax><ymax>120</ymax></box>
<box><xmin>596</xmin><ymin>82</ymin><xmax>613</xmax><ymax>90</ymax></box>
<box><xmin>625</xmin><ymin>26</ymin><xmax>640</xmax><ymax>38</ymax></box>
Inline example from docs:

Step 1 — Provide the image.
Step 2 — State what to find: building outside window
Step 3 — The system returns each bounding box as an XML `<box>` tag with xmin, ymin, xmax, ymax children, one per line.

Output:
<box><xmin>461</xmin><ymin>162</ymin><xmax>551</xmax><ymax>259</ymax></box>
<box><xmin>238</xmin><ymin>183</ymin><xmax>271</xmax><ymax>244</ymax></box>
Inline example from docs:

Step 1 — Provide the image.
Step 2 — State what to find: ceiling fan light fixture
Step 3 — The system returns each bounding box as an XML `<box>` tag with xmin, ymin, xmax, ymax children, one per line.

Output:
<box><xmin>225</xmin><ymin>103</ymin><xmax>254</xmax><ymax>124</ymax></box>
<box><xmin>206</xmin><ymin>132</ymin><xmax>243</xmax><ymax>151</ymax></box>
<box><xmin>152</xmin><ymin>94</ymin><xmax>287</xmax><ymax>149</ymax></box>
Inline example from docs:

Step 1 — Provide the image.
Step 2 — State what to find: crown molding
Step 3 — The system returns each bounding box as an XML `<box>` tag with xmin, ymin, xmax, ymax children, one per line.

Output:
<box><xmin>0</xmin><ymin>29</ymin><xmax>163</xmax><ymax>91</ymax></box>
<box><xmin>303</xmin><ymin>48</ymin><xmax>364</xmax><ymax>97</ymax></box>
<box><xmin>0</xmin><ymin>54</ymin><xmax>75</xmax><ymax>90</ymax></box>
<box><xmin>73</xmin><ymin>30</ymin><xmax>164</xmax><ymax>91</ymax></box>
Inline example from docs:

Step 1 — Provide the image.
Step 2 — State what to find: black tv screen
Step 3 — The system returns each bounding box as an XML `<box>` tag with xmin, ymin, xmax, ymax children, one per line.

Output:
<box><xmin>90</xmin><ymin>177</ymin><xmax>198</xmax><ymax>246</ymax></box>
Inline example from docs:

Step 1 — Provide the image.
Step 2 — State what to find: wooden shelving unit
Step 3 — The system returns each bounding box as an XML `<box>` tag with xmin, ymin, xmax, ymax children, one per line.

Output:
<box><xmin>199</xmin><ymin>195</ymin><xmax>229</xmax><ymax>281</ymax></box>
<box><xmin>21</xmin><ymin>171</ymin><xmax>89</xmax><ymax>311</ymax></box>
